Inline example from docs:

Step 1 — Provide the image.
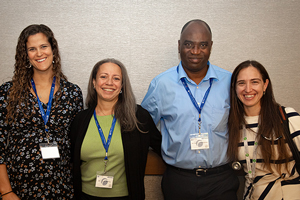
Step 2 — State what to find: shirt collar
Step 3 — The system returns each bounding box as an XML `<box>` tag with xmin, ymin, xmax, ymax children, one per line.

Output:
<box><xmin>177</xmin><ymin>61</ymin><xmax>219</xmax><ymax>84</ymax></box>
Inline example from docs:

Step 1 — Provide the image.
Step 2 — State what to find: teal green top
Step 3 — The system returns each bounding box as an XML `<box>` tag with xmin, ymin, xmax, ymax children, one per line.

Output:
<box><xmin>80</xmin><ymin>115</ymin><xmax>128</xmax><ymax>197</ymax></box>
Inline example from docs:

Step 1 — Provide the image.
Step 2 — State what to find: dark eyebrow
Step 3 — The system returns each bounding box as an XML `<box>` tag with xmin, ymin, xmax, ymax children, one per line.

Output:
<box><xmin>27</xmin><ymin>43</ymin><xmax>49</xmax><ymax>49</ymax></box>
<box><xmin>183</xmin><ymin>40</ymin><xmax>209</xmax><ymax>44</ymax></box>
<box><xmin>113</xmin><ymin>74</ymin><xmax>121</xmax><ymax>77</ymax></box>
<box><xmin>251</xmin><ymin>78</ymin><xmax>262</xmax><ymax>81</ymax></box>
<box><xmin>236</xmin><ymin>78</ymin><xmax>262</xmax><ymax>82</ymax></box>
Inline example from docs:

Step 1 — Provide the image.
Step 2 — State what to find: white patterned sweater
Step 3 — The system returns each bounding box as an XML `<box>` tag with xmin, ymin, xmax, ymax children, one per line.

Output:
<box><xmin>237</xmin><ymin>107</ymin><xmax>300</xmax><ymax>200</ymax></box>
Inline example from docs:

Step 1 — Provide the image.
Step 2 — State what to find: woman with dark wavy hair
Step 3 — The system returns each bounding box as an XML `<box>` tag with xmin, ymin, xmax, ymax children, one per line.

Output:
<box><xmin>227</xmin><ymin>60</ymin><xmax>300</xmax><ymax>199</ymax></box>
<box><xmin>0</xmin><ymin>24</ymin><xmax>83</xmax><ymax>199</ymax></box>
<box><xmin>70</xmin><ymin>58</ymin><xmax>161</xmax><ymax>200</ymax></box>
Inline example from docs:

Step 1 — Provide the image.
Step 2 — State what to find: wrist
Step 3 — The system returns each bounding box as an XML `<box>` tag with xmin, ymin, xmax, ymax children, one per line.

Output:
<box><xmin>0</xmin><ymin>190</ymin><xmax>13</xmax><ymax>197</ymax></box>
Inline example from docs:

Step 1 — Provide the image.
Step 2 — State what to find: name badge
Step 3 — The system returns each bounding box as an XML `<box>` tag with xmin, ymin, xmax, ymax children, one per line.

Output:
<box><xmin>190</xmin><ymin>133</ymin><xmax>209</xmax><ymax>150</ymax></box>
<box><xmin>39</xmin><ymin>143</ymin><xmax>60</xmax><ymax>159</ymax></box>
<box><xmin>95</xmin><ymin>171</ymin><xmax>114</xmax><ymax>188</ymax></box>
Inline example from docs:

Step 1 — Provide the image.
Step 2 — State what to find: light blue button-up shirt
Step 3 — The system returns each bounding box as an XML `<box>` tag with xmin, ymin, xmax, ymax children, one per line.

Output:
<box><xmin>141</xmin><ymin>61</ymin><xmax>231</xmax><ymax>169</ymax></box>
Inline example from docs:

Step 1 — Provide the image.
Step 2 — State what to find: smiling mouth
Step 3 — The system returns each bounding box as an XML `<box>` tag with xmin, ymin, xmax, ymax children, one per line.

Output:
<box><xmin>244</xmin><ymin>94</ymin><xmax>255</xmax><ymax>99</ymax></box>
<box><xmin>103</xmin><ymin>88</ymin><xmax>114</xmax><ymax>92</ymax></box>
<box><xmin>189</xmin><ymin>57</ymin><xmax>203</xmax><ymax>63</ymax></box>
<box><xmin>37</xmin><ymin>58</ymin><xmax>46</xmax><ymax>62</ymax></box>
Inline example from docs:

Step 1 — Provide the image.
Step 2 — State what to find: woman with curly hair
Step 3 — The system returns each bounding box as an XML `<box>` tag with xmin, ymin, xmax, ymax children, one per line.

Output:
<box><xmin>0</xmin><ymin>24</ymin><xmax>83</xmax><ymax>199</ymax></box>
<box><xmin>228</xmin><ymin>60</ymin><xmax>300</xmax><ymax>199</ymax></box>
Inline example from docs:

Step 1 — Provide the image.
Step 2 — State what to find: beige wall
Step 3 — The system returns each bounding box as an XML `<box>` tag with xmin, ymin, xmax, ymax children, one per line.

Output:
<box><xmin>1</xmin><ymin>0</ymin><xmax>300</xmax><ymax>111</ymax></box>
<box><xmin>1</xmin><ymin>1</ymin><xmax>299</xmax><ymax>199</ymax></box>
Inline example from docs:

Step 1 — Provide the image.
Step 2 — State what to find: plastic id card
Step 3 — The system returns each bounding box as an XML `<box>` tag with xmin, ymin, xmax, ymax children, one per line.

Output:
<box><xmin>39</xmin><ymin>143</ymin><xmax>60</xmax><ymax>159</ymax></box>
<box><xmin>190</xmin><ymin>133</ymin><xmax>209</xmax><ymax>150</ymax></box>
<box><xmin>95</xmin><ymin>171</ymin><xmax>114</xmax><ymax>188</ymax></box>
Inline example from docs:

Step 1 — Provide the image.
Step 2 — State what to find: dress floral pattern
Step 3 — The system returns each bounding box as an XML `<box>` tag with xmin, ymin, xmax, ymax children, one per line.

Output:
<box><xmin>0</xmin><ymin>79</ymin><xmax>83</xmax><ymax>199</ymax></box>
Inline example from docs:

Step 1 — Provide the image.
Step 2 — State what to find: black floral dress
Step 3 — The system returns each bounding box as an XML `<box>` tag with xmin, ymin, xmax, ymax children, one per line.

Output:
<box><xmin>0</xmin><ymin>79</ymin><xmax>83</xmax><ymax>199</ymax></box>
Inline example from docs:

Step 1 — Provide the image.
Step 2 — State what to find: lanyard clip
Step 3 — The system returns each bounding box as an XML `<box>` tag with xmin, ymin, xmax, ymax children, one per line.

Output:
<box><xmin>103</xmin><ymin>159</ymin><xmax>109</xmax><ymax>173</ymax></box>
<box><xmin>198</xmin><ymin>114</ymin><xmax>201</xmax><ymax>135</ymax></box>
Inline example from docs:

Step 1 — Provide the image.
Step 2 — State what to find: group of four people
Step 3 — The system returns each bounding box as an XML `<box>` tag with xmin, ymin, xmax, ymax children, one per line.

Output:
<box><xmin>0</xmin><ymin>19</ymin><xmax>299</xmax><ymax>200</ymax></box>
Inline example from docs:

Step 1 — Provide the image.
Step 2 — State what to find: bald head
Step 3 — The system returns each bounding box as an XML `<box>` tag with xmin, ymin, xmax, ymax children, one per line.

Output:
<box><xmin>178</xmin><ymin>20</ymin><xmax>213</xmax><ymax>84</ymax></box>
<box><xmin>181</xmin><ymin>19</ymin><xmax>212</xmax><ymax>37</ymax></box>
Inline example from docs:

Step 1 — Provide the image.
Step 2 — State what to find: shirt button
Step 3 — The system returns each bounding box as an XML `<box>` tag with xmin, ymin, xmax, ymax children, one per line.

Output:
<box><xmin>197</xmin><ymin>86</ymin><xmax>199</xmax><ymax>89</ymax></box>
<box><xmin>198</xmin><ymin>151</ymin><xmax>201</xmax><ymax>153</ymax></box>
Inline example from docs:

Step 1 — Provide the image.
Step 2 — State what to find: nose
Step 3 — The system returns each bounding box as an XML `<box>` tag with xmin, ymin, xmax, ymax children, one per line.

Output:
<box><xmin>245</xmin><ymin>83</ymin><xmax>252</xmax><ymax>92</ymax></box>
<box><xmin>37</xmin><ymin>48</ymin><xmax>43</xmax><ymax>57</ymax></box>
<box><xmin>106</xmin><ymin>77</ymin><xmax>113</xmax><ymax>85</ymax></box>
<box><xmin>191</xmin><ymin>45</ymin><xmax>201</xmax><ymax>54</ymax></box>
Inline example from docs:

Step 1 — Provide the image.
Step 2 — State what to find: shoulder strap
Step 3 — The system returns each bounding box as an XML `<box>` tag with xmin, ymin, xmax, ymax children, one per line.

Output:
<box><xmin>279</xmin><ymin>106</ymin><xmax>300</xmax><ymax>174</ymax></box>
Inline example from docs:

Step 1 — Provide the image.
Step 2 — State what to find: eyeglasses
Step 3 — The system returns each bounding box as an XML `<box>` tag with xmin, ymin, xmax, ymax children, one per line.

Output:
<box><xmin>261</xmin><ymin>134</ymin><xmax>283</xmax><ymax>141</ymax></box>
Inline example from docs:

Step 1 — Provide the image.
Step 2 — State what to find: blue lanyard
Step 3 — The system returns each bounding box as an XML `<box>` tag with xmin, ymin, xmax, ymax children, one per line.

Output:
<box><xmin>31</xmin><ymin>76</ymin><xmax>56</xmax><ymax>133</ymax></box>
<box><xmin>93</xmin><ymin>110</ymin><xmax>116</xmax><ymax>160</ymax></box>
<box><xmin>180</xmin><ymin>77</ymin><xmax>213</xmax><ymax>130</ymax></box>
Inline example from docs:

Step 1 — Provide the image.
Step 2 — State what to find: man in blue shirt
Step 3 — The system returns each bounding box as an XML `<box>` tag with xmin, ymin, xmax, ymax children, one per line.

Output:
<box><xmin>141</xmin><ymin>19</ymin><xmax>239</xmax><ymax>199</ymax></box>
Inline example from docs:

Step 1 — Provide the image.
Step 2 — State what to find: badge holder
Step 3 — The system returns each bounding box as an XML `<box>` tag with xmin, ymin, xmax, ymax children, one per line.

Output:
<box><xmin>32</xmin><ymin>77</ymin><xmax>59</xmax><ymax>160</ymax></box>
<box><xmin>95</xmin><ymin>159</ymin><xmax>114</xmax><ymax>188</ymax></box>
<box><xmin>39</xmin><ymin>142</ymin><xmax>60</xmax><ymax>159</ymax></box>
<box><xmin>93</xmin><ymin>113</ymin><xmax>117</xmax><ymax>189</ymax></box>
<box><xmin>190</xmin><ymin>132</ymin><xmax>209</xmax><ymax>150</ymax></box>
<box><xmin>95</xmin><ymin>171</ymin><xmax>114</xmax><ymax>188</ymax></box>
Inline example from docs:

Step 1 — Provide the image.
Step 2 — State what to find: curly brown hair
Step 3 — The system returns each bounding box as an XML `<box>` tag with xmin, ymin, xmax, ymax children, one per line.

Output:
<box><xmin>6</xmin><ymin>24</ymin><xmax>67</xmax><ymax>123</ymax></box>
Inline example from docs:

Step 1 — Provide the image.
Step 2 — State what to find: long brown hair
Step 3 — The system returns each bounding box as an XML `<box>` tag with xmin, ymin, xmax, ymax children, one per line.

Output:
<box><xmin>6</xmin><ymin>24</ymin><xmax>67</xmax><ymax>124</ymax></box>
<box><xmin>86</xmin><ymin>58</ymin><xmax>139</xmax><ymax>132</ymax></box>
<box><xmin>227</xmin><ymin>60</ymin><xmax>290</xmax><ymax>174</ymax></box>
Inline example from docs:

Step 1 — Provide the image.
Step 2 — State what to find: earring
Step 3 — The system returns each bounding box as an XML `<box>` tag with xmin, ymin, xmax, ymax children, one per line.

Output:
<box><xmin>52</xmin><ymin>60</ymin><xmax>54</xmax><ymax>64</ymax></box>
<box><xmin>263</xmin><ymin>91</ymin><xmax>266</xmax><ymax>95</ymax></box>
<box><xmin>120</xmin><ymin>90</ymin><xmax>122</xmax><ymax>94</ymax></box>
<box><xmin>26</xmin><ymin>63</ymin><xmax>32</xmax><ymax>69</ymax></box>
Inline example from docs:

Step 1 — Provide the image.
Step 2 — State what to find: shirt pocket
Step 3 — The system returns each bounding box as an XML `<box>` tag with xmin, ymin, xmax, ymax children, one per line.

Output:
<box><xmin>211</xmin><ymin>107</ymin><xmax>229</xmax><ymax>137</ymax></box>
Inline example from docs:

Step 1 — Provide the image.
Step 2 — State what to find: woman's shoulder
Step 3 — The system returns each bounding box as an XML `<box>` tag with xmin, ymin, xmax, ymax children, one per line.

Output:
<box><xmin>136</xmin><ymin>104</ymin><xmax>149</xmax><ymax>116</ymax></box>
<box><xmin>0</xmin><ymin>82</ymin><xmax>13</xmax><ymax>100</ymax></box>
<box><xmin>136</xmin><ymin>104</ymin><xmax>154</xmax><ymax>123</ymax></box>
<box><xmin>74</xmin><ymin>107</ymin><xmax>94</xmax><ymax>120</ymax></box>
<box><xmin>77</xmin><ymin>107</ymin><xmax>92</xmax><ymax>116</ymax></box>
<box><xmin>283</xmin><ymin>107</ymin><xmax>300</xmax><ymax>121</ymax></box>
<box><xmin>60</xmin><ymin>78</ymin><xmax>82</xmax><ymax>92</ymax></box>
<box><xmin>282</xmin><ymin>106</ymin><xmax>300</xmax><ymax>132</ymax></box>
<box><xmin>284</xmin><ymin>107</ymin><xmax>299</xmax><ymax>115</ymax></box>
<box><xmin>0</xmin><ymin>81</ymin><xmax>13</xmax><ymax>92</ymax></box>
